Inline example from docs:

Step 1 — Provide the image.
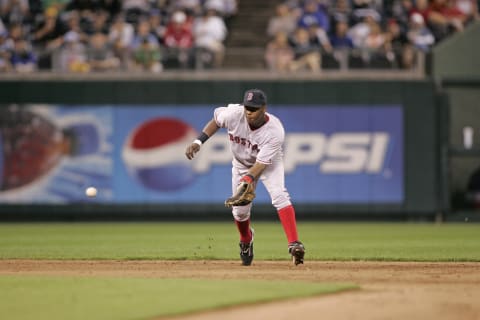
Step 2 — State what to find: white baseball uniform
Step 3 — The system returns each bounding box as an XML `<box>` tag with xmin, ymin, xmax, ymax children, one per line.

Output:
<box><xmin>214</xmin><ymin>104</ymin><xmax>292</xmax><ymax>221</ymax></box>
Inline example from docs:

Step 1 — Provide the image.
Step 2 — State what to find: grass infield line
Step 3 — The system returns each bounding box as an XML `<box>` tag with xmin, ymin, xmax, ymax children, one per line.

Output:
<box><xmin>0</xmin><ymin>275</ymin><xmax>356</xmax><ymax>320</ymax></box>
<box><xmin>0</xmin><ymin>222</ymin><xmax>479</xmax><ymax>261</ymax></box>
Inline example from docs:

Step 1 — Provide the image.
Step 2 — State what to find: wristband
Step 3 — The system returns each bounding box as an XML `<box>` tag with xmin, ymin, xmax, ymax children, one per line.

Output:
<box><xmin>197</xmin><ymin>132</ymin><xmax>209</xmax><ymax>143</ymax></box>
<box><xmin>241</xmin><ymin>174</ymin><xmax>254</xmax><ymax>183</ymax></box>
<box><xmin>193</xmin><ymin>139</ymin><xmax>202</xmax><ymax>146</ymax></box>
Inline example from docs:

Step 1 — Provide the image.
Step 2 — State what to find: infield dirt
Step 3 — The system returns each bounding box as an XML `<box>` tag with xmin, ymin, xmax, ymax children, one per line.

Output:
<box><xmin>1</xmin><ymin>260</ymin><xmax>479</xmax><ymax>320</ymax></box>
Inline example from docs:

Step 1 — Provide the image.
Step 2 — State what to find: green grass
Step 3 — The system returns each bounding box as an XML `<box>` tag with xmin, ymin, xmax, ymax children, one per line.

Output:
<box><xmin>0</xmin><ymin>276</ymin><xmax>355</xmax><ymax>320</ymax></box>
<box><xmin>0</xmin><ymin>222</ymin><xmax>479</xmax><ymax>261</ymax></box>
<box><xmin>0</xmin><ymin>222</ymin><xmax>478</xmax><ymax>320</ymax></box>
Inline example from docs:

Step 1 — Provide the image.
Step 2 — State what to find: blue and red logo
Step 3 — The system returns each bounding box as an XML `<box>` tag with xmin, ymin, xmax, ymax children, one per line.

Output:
<box><xmin>122</xmin><ymin>118</ymin><xmax>197</xmax><ymax>192</ymax></box>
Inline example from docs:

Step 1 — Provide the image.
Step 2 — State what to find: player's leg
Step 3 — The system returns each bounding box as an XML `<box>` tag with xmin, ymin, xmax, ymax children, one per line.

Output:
<box><xmin>259</xmin><ymin>161</ymin><xmax>297</xmax><ymax>242</ymax></box>
<box><xmin>231</xmin><ymin>167</ymin><xmax>254</xmax><ymax>266</ymax></box>
<box><xmin>260</xmin><ymin>161</ymin><xmax>305</xmax><ymax>265</ymax></box>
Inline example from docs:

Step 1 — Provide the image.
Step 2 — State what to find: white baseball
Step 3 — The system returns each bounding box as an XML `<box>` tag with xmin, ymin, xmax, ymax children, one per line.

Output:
<box><xmin>85</xmin><ymin>187</ymin><xmax>97</xmax><ymax>197</ymax></box>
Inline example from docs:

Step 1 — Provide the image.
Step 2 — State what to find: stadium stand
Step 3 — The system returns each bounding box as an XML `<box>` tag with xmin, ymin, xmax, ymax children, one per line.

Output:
<box><xmin>0</xmin><ymin>0</ymin><xmax>476</xmax><ymax>73</ymax></box>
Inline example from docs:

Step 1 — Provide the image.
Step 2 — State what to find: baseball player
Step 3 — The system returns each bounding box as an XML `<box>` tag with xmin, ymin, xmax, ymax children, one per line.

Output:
<box><xmin>185</xmin><ymin>88</ymin><xmax>305</xmax><ymax>266</ymax></box>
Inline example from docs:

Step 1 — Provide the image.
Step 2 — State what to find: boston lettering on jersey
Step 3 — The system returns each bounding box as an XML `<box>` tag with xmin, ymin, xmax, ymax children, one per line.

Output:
<box><xmin>229</xmin><ymin>133</ymin><xmax>259</xmax><ymax>151</ymax></box>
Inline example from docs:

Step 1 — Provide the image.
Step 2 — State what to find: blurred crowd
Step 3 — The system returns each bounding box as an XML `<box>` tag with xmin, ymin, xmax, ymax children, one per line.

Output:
<box><xmin>0</xmin><ymin>0</ymin><xmax>237</xmax><ymax>73</ymax></box>
<box><xmin>265</xmin><ymin>0</ymin><xmax>479</xmax><ymax>71</ymax></box>
<box><xmin>0</xmin><ymin>0</ymin><xmax>477</xmax><ymax>74</ymax></box>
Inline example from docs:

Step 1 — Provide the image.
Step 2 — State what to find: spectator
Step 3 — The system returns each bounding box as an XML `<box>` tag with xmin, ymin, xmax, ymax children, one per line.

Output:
<box><xmin>427</xmin><ymin>0</ymin><xmax>467</xmax><ymax>41</ymax></box>
<box><xmin>390</xmin><ymin>0</ymin><xmax>415</xmax><ymax>31</ymax></box>
<box><xmin>283</xmin><ymin>0</ymin><xmax>303</xmax><ymax>11</ymax></box>
<box><xmin>298</xmin><ymin>0</ymin><xmax>330</xmax><ymax>33</ymax></box>
<box><xmin>149</xmin><ymin>0</ymin><xmax>170</xmax><ymax>19</ymax></box>
<box><xmin>362</xmin><ymin>20</ymin><xmax>386</xmax><ymax>52</ymax></box>
<box><xmin>329</xmin><ymin>0</ymin><xmax>353</xmax><ymax>29</ymax></box>
<box><xmin>132</xmin><ymin>36</ymin><xmax>162</xmax><ymax>72</ymax></box>
<box><xmin>193</xmin><ymin>7</ymin><xmax>227</xmax><ymax>68</ymax></box>
<box><xmin>0</xmin><ymin>0</ymin><xmax>29</xmax><ymax>25</ymax></box>
<box><xmin>97</xmin><ymin>0</ymin><xmax>121</xmax><ymax>18</ymax></box>
<box><xmin>10</xmin><ymin>38</ymin><xmax>36</xmax><ymax>72</ymax></box>
<box><xmin>56</xmin><ymin>30</ymin><xmax>88</xmax><ymax>72</ymax></box>
<box><xmin>407</xmin><ymin>12</ymin><xmax>435</xmax><ymax>52</ymax></box>
<box><xmin>108</xmin><ymin>13</ymin><xmax>134</xmax><ymax>69</ymax></box>
<box><xmin>385</xmin><ymin>18</ymin><xmax>410</xmax><ymax>67</ymax></box>
<box><xmin>307</xmin><ymin>23</ymin><xmax>332</xmax><ymax>54</ymax></box>
<box><xmin>62</xmin><ymin>5</ymin><xmax>100</xmax><ymax>36</ymax></box>
<box><xmin>26</xmin><ymin>0</ymin><xmax>44</xmax><ymax>26</ymax></box>
<box><xmin>204</xmin><ymin>0</ymin><xmax>238</xmax><ymax>18</ymax></box>
<box><xmin>330</xmin><ymin>20</ymin><xmax>354</xmax><ymax>49</ymax></box>
<box><xmin>204</xmin><ymin>0</ymin><xmax>238</xmax><ymax>30</ymax></box>
<box><xmin>122</xmin><ymin>0</ymin><xmax>150</xmax><ymax>24</ymax></box>
<box><xmin>131</xmin><ymin>17</ymin><xmax>159</xmax><ymax>49</ymax></box>
<box><xmin>0</xmin><ymin>30</ymin><xmax>12</xmax><ymax>71</ymax></box>
<box><xmin>31</xmin><ymin>6</ymin><xmax>67</xmax><ymax>48</ymax></box>
<box><xmin>328</xmin><ymin>19</ymin><xmax>355</xmax><ymax>69</ymax></box>
<box><xmin>409</xmin><ymin>0</ymin><xmax>430</xmax><ymax>25</ymax></box>
<box><xmin>266</xmin><ymin>3</ymin><xmax>297</xmax><ymax>38</ymax></box>
<box><xmin>6</xmin><ymin>22</ymin><xmax>23</xmax><ymax>44</ymax></box>
<box><xmin>43</xmin><ymin>0</ymin><xmax>69</xmax><ymax>11</ymax></box>
<box><xmin>163</xmin><ymin>10</ymin><xmax>194</xmax><ymax>68</ymax></box>
<box><xmin>173</xmin><ymin>0</ymin><xmax>203</xmax><ymax>17</ymax></box>
<box><xmin>362</xmin><ymin>19</ymin><xmax>395</xmax><ymax>67</ymax></box>
<box><xmin>64</xmin><ymin>10</ymin><xmax>90</xmax><ymax>41</ymax></box>
<box><xmin>148</xmin><ymin>9</ymin><xmax>166</xmax><ymax>44</ymax></box>
<box><xmin>451</xmin><ymin>0</ymin><xmax>479</xmax><ymax>22</ymax></box>
<box><xmin>348</xmin><ymin>13</ymin><xmax>378</xmax><ymax>48</ymax></box>
<box><xmin>31</xmin><ymin>6</ymin><xmax>68</xmax><ymax>69</ymax></box>
<box><xmin>3</xmin><ymin>22</ymin><xmax>21</xmax><ymax>52</ymax></box>
<box><xmin>0</xmin><ymin>16</ymin><xmax>6</xmax><ymax>34</ymax></box>
<box><xmin>351</xmin><ymin>0</ymin><xmax>382</xmax><ymax>25</ymax></box>
<box><xmin>86</xmin><ymin>31</ymin><xmax>119</xmax><ymax>71</ymax></box>
<box><xmin>91</xmin><ymin>9</ymin><xmax>110</xmax><ymax>34</ymax></box>
<box><xmin>264</xmin><ymin>31</ymin><xmax>294</xmax><ymax>72</ymax></box>
<box><xmin>65</xmin><ymin>0</ymin><xmax>97</xmax><ymax>21</ymax></box>
<box><xmin>288</xmin><ymin>27</ymin><xmax>320</xmax><ymax>72</ymax></box>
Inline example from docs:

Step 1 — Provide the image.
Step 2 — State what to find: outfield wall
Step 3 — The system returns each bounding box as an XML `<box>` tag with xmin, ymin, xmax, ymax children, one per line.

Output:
<box><xmin>0</xmin><ymin>79</ymin><xmax>442</xmax><ymax>220</ymax></box>
<box><xmin>440</xmin><ymin>78</ymin><xmax>480</xmax><ymax>215</ymax></box>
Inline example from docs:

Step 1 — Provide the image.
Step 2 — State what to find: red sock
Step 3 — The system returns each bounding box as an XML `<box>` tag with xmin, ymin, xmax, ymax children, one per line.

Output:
<box><xmin>235</xmin><ymin>219</ymin><xmax>252</xmax><ymax>243</ymax></box>
<box><xmin>277</xmin><ymin>205</ymin><xmax>298</xmax><ymax>243</ymax></box>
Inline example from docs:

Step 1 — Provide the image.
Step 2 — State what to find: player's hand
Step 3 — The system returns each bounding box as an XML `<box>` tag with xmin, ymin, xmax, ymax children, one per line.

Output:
<box><xmin>185</xmin><ymin>143</ymin><xmax>200</xmax><ymax>160</ymax></box>
<box><xmin>225</xmin><ymin>175</ymin><xmax>256</xmax><ymax>207</ymax></box>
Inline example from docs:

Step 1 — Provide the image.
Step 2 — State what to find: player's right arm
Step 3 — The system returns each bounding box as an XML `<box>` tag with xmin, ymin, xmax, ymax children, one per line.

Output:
<box><xmin>185</xmin><ymin>118</ymin><xmax>220</xmax><ymax>160</ymax></box>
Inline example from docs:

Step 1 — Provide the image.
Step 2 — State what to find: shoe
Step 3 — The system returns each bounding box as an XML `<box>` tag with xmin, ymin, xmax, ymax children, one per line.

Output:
<box><xmin>239</xmin><ymin>228</ymin><xmax>254</xmax><ymax>266</ymax></box>
<box><xmin>288</xmin><ymin>241</ymin><xmax>305</xmax><ymax>265</ymax></box>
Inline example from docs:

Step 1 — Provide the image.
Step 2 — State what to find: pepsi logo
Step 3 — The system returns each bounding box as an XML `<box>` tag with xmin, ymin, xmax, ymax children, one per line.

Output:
<box><xmin>122</xmin><ymin>118</ymin><xmax>197</xmax><ymax>191</ymax></box>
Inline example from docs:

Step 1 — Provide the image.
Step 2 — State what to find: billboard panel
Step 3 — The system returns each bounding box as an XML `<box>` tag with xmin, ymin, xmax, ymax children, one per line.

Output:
<box><xmin>0</xmin><ymin>105</ymin><xmax>403</xmax><ymax>204</ymax></box>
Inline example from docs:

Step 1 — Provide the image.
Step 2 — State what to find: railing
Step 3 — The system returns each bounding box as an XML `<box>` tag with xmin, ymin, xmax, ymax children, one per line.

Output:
<box><xmin>0</xmin><ymin>47</ymin><xmax>426</xmax><ymax>81</ymax></box>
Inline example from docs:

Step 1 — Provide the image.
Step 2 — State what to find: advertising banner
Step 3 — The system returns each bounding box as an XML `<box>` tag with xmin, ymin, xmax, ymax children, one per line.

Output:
<box><xmin>0</xmin><ymin>104</ymin><xmax>403</xmax><ymax>204</ymax></box>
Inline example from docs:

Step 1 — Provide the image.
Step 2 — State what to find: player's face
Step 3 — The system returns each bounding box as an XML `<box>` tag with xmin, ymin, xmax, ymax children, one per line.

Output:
<box><xmin>244</xmin><ymin>106</ymin><xmax>266</xmax><ymax>128</ymax></box>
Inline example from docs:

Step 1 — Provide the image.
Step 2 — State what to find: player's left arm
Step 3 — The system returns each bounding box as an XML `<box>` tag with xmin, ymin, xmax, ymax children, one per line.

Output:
<box><xmin>245</xmin><ymin>162</ymin><xmax>268</xmax><ymax>181</ymax></box>
<box><xmin>246</xmin><ymin>134</ymin><xmax>282</xmax><ymax>180</ymax></box>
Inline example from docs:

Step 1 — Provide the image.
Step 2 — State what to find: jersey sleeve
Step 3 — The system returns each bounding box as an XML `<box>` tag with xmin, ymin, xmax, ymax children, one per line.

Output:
<box><xmin>214</xmin><ymin>104</ymin><xmax>241</xmax><ymax>129</ymax></box>
<box><xmin>213</xmin><ymin>106</ymin><xmax>228</xmax><ymax>128</ymax></box>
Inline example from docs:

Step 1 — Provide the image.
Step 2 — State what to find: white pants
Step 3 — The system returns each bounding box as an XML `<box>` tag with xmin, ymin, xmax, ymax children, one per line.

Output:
<box><xmin>231</xmin><ymin>161</ymin><xmax>292</xmax><ymax>221</ymax></box>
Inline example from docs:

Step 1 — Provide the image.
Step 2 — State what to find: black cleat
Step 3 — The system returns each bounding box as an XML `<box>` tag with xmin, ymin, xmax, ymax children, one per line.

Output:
<box><xmin>239</xmin><ymin>229</ymin><xmax>254</xmax><ymax>266</ymax></box>
<box><xmin>288</xmin><ymin>241</ymin><xmax>305</xmax><ymax>265</ymax></box>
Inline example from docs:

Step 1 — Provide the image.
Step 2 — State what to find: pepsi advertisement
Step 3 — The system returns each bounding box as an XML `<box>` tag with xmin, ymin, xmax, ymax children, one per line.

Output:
<box><xmin>0</xmin><ymin>104</ymin><xmax>403</xmax><ymax>204</ymax></box>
